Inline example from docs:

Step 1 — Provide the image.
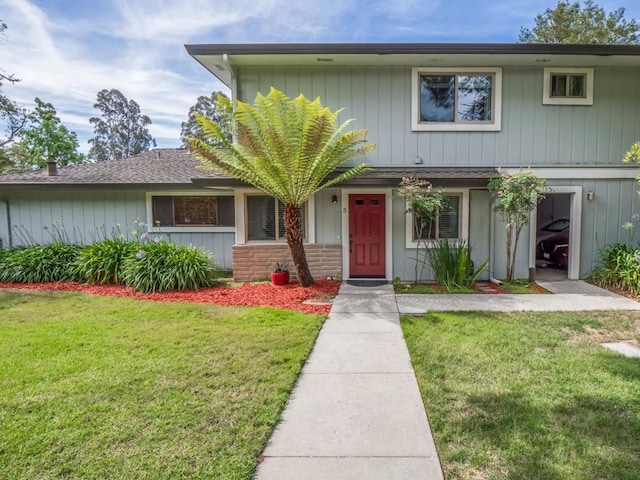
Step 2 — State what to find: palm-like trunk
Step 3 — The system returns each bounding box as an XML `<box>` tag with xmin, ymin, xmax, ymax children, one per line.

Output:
<box><xmin>284</xmin><ymin>204</ymin><xmax>314</xmax><ymax>287</ymax></box>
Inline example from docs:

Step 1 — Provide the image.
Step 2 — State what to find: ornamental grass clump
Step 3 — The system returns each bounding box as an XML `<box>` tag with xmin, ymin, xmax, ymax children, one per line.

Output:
<box><xmin>0</xmin><ymin>243</ymin><xmax>82</xmax><ymax>283</ymax></box>
<box><xmin>121</xmin><ymin>239</ymin><xmax>218</xmax><ymax>293</ymax></box>
<box><xmin>73</xmin><ymin>238</ymin><xmax>139</xmax><ymax>285</ymax></box>
<box><xmin>588</xmin><ymin>243</ymin><xmax>640</xmax><ymax>296</ymax></box>
<box><xmin>426</xmin><ymin>239</ymin><xmax>488</xmax><ymax>291</ymax></box>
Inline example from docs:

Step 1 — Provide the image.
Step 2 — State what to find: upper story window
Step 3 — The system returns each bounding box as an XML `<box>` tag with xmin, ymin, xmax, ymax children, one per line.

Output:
<box><xmin>246</xmin><ymin>195</ymin><xmax>306</xmax><ymax>242</ymax></box>
<box><xmin>543</xmin><ymin>68</ymin><xmax>594</xmax><ymax>106</ymax></box>
<box><xmin>412</xmin><ymin>68</ymin><xmax>502</xmax><ymax>132</ymax></box>
<box><xmin>146</xmin><ymin>192</ymin><xmax>235</xmax><ymax>232</ymax></box>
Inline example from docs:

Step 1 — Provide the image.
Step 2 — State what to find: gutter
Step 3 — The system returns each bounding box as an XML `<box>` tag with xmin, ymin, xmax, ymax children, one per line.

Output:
<box><xmin>0</xmin><ymin>199</ymin><xmax>11</xmax><ymax>248</ymax></box>
<box><xmin>222</xmin><ymin>53</ymin><xmax>237</xmax><ymax>102</ymax></box>
<box><xmin>488</xmin><ymin>193</ymin><xmax>502</xmax><ymax>285</ymax></box>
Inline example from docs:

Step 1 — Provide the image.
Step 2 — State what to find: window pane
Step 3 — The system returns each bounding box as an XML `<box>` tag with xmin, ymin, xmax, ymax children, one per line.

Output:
<box><xmin>247</xmin><ymin>196</ymin><xmax>276</xmax><ymax>240</ymax></box>
<box><xmin>438</xmin><ymin>196</ymin><xmax>460</xmax><ymax>239</ymax></box>
<box><xmin>217</xmin><ymin>197</ymin><xmax>235</xmax><ymax>226</ymax></box>
<box><xmin>551</xmin><ymin>74</ymin><xmax>567</xmax><ymax>97</ymax></box>
<box><xmin>420</xmin><ymin>75</ymin><xmax>454</xmax><ymax>122</ymax></box>
<box><xmin>457</xmin><ymin>75</ymin><xmax>492</xmax><ymax>121</ymax></box>
<box><xmin>151</xmin><ymin>196</ymin><xmax>174</xmax><ymax>226</ymax></box>
<box><xmin>173</xmin><ymin>196</ymin><xmax>217</xmax><ymax>225</ymax></box>
<box><xmin>413</xmin><ymin>216</ymin><xmax>436</xmax><ymax>240</ymax></box>
<box><xmin>569</xmin><ymin>75</ymin><xmax>585</xmax><ymax>97</ymax></box>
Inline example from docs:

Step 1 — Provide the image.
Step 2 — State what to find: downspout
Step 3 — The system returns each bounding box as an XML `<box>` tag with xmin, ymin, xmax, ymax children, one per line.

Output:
<box><xmin>1</xmin><ymin>199</ymin><xmax>12</xmax><ymax>248</ymax></box>
<box><xmin>222</xmin><ymin>53</ymin><xmax>239</xmax><ymax>248</ymax></box>
<box><xmin>222</xmin><ymin>53</ymin><xmax>237</xmax><ymax>102</ymax></box>
<box><xmin>488</xmin><ymin>193</ymin><xmax>502</xmax><ymax>286</ymax></box>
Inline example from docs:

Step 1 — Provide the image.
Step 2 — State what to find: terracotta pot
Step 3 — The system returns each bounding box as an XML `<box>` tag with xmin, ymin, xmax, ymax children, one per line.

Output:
<box><xmin>271</xmin><ymin>270</ymin><xmax>290</xmax><ymax>286</ymax></box>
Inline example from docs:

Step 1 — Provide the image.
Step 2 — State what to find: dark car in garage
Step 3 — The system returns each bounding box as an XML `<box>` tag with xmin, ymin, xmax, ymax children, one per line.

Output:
<box><xmin>536</xmin><ymin>219</ymin><xmax>570</xmax><ymax>268</ymax></box>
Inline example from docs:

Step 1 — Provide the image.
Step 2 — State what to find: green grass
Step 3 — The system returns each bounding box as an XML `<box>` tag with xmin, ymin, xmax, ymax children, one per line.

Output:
<box><xmin>0</xmin><ymin>289</ymin><xmax>324</xmax><ymax>479</ymax></box>
<box><xmin>499</xmin><ymin>280</ymin><xmax>549</xmax><ymax>294</ymax></box>
<box><xmin>395</xmin><ymin>283</ymin><xmax>477</xmax><ymax>294</ymax></box>
<box><xmin>401</xmin><ymin>310</ymin><xmax>640</xmax><ymax>480</ymax></box>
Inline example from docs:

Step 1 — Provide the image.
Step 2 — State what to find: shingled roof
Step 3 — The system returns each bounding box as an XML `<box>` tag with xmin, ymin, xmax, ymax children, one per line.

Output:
<box><xmin>0</xmin><ymin>148</ymin><xmax>229</xmax><ymax>188</ymax></box>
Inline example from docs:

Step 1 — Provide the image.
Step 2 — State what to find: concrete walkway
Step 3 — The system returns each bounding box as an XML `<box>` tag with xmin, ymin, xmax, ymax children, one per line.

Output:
<box><xmin>255</xmin><ymin>279</ymin><xmax>640</xmax><ymax>479</ymax></box>
<box><xmin>397</xmin><ymin>280</ymin><xmax>640</xmax><ymax>314</ymax></box>
<box><xmin>255</xmin><ymin>283</ymin><xmax>444</xmax><ymax>480</ymax></box>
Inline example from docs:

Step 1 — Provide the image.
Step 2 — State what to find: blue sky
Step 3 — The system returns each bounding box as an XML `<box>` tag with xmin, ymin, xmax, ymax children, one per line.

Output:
<box><xmin>2</xmin><ymin>0</ymin><xmax>639</xmax><ymax>152</ymax></box>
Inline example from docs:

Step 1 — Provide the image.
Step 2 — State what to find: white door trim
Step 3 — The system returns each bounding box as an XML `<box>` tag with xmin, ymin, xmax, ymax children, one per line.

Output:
<box><xmin>529</xmin><ymin>186</ymin><xmax>582</xmax><ymax>280</ymax></box>
<box><xmin>341</xmin><ymin>188</ymin><xmax>393</xmax><ymax>281</ymax></box>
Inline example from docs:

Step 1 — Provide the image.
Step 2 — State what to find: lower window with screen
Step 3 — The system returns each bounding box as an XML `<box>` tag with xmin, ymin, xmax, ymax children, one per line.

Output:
<box><xmin>246</xmin><ymin>196</ymin><xmax>306</xmax><ymax>241</ymax></box>
<box><xmin>413</xmin><ymin>195</ymin><xmax>460</xmax><ymax>240</ymax></box>
<box><xmin>151</xmin><ymin>195</ymin><xmax>235</xmax><ymax>227</ymax></box>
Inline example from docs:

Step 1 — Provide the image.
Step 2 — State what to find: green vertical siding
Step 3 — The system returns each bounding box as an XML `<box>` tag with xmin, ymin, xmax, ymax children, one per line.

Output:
<box><xmin>236</xmin><ymin>66</ymin><xmax>640</xmax><ymax>168</ymax></box>
<box><xmin>2</xmin><ymin>190</ymin><xmax>234</xmax><ymax>270</ymax></box>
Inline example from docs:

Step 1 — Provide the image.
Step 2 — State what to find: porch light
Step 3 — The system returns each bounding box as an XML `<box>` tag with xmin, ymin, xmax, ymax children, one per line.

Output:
<box><xmin>331</xmin><ymin>194</ymin><xmax>338</xmax><ymax>204</ymax></box>
<box><xmin>587</xmin><ymin>192</ymin><xmax>595</xmax><ymax>201</ymax></box>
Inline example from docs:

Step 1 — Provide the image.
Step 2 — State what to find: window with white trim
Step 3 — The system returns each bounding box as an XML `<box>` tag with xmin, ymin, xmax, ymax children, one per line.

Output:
<box><xmin>149</xmin><ymin>194</ymin><xmax>234</xmax><ymax>228</ymax></box>
<box><xmin>412</xmin><ymin>68</ymin><xmax>502</xmax><ymax>131</ymax></box>
<box><xmin>246</xmin><ymin>195</ymin><xmax>306</xmax><ymax>241</ymax></box>
<box><xmin>543</xmin><ymin>68</ymin><xmax>593</xmax><ymax>105</ymax></box>
<box><xmin>405</xmin><ymin>190</ymin><xmax>469</xmax><ymax>248</ymax></box>
<box><xmin>412</xmin><ymin>195</ymin><xmax>460</xmax><ymax>241</ymax></box>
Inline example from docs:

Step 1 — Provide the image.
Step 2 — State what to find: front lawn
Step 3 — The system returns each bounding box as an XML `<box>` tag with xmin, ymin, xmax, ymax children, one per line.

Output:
<box><xmin>402</xmin><ymin>310</ymin><xmax>640</xmax><ymax>480</ymax></box>
<box><xmin>0</xmin><ymin>290</ymin><xmax>324</xmax><ymax>479</ymax></box>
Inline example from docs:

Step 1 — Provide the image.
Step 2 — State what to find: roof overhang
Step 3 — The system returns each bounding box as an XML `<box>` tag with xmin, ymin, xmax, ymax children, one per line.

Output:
<box><xmin>185</xmin><ymin>43</ymin><xmax>640</xmax><ymax>88</ymax></box>
<box><xmin>190</xmin><ymin>167</ymin><xmax>497</xmax><ymax>189</ymax></box>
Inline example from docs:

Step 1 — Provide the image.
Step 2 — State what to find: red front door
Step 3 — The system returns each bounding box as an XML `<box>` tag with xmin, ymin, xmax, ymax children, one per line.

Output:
<box><xmin>349</xmin><ymin>194</ymin><xmax>385</xmax><ymax>277</ymax></box>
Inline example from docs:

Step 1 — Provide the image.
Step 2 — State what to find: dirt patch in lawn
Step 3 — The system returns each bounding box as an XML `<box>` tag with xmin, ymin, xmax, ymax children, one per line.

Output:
<box><xmin>0</xmin><ymin>280</ymin><xmax>340</xmax><ymax>314</ymax></box>
<box><xmin>563</xmin><ymin>311</ymin><xmax>640</xmax><ymax>347</ymax></box>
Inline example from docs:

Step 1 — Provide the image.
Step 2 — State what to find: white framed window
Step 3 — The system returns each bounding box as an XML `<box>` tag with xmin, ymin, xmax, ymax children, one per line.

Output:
<box><xmin>412</xmin><ymin>68</ymin><xmax>502</xmax><ymax>131</ymax></box>
<box><xmin>543</xmin><ymin>68</ymin><xmax>594</xmax><ymax>105</ymax></box>
<box><xmin>145</xmin><ymin>191</ymin><xmax>235</xmax><ymax>232</ymax></box>
<box><xmin>405</xmin><ymin>190</ymin><xmax>469</xmax><ymax>248</ymax></box>
<box><xmin>245</xmin><ymin>195</ymin><xmax>307</xmax><ymax>242</ymax></box>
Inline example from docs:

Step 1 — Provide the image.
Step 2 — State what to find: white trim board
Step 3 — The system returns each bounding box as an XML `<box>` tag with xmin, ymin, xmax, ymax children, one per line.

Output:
<box><xmin>503</xmin><ymin>167</ymin><xmax>639</xmax><ymax>179</ymax></box>
<box><xmin>528</xmin><ymin>186</ymin><xmax>582</xmax><ymax>280</ymax></box>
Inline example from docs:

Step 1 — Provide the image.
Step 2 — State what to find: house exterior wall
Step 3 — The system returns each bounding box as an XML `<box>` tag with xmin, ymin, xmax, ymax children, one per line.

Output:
<box><xmin>232</xmin><ymin>244</ymin><xmax>342</xmax><ymax>281</ymax></box>
<box><xmin>0</xmin><ymin>190</ymin><xmax>234</xmax><ymax>270</ymax></box>
<box><xmin>545</xmin><ymin>178</ymin><xmax>640</xmax><ymax>277</ymax></box>
<box><xmin>235</xmin><ymin>64</ymin><xmax>640</xmax><ymax>281</ymax></box>
<box><xmin>237</xmin><ymin>66</ymin><xmax>640</xmax><ymax>168</ymax></box>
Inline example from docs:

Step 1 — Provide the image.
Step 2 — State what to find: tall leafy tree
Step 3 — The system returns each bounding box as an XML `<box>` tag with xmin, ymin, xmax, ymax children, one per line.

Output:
<box><xmin>519</xmin><ymin>1</ymin><xmax>639</xmax><ymax>44</ymax></box>
<box><xmin>14</xmin><ymin>98</ymin><xmax>84</xmax><ymax>170</ymax></box>
<box><xmin>88</xmin><ymin>89</ymin><xmax>155</xmax><ymax>161</ymax></box>
<box><xmin>0</xmin><ymin>20</ymin><xmax>30</xmax><ymax>148</ymax></box>
<box><xmin>187</xmin><ymin>87</ymin><xmax>374</xmax><ymax>287</ymax></box>
<box><xmin>181</xmin><ymin>91</ymin><xmax>232</xmax><ymax>147</ymax></box>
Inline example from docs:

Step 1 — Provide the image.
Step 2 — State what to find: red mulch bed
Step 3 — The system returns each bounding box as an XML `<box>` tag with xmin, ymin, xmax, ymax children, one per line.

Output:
<box><xmin>0</xmin><ymin>280</ymin><xmax>340</xmax><ymax>315</ymax></box>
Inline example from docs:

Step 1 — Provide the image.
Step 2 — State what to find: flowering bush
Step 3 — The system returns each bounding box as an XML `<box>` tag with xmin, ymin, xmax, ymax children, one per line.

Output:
<box><xmin>488</xmin><ymin>171</ymin><xmax>546</xmax><ymax>282</ymax></box>
<box><xmin>73</xmin><ymin>238</ymin><xmax>139</xmax><ymax>285</ymax></box>
<box><xmin>0</xmin><ymin>243</ymin><xmax>83</xmax><ymax>283</ymax></box>
<box><xmin>121</xmin><ymin>239</ymin><xmax>218</xmax><ymax>293</ymax></box>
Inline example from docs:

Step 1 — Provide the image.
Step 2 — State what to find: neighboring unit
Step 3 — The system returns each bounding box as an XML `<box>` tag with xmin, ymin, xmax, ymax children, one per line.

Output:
<box><xmin>2</xmin><ymin>43</ymin><xmax>639</xmax><ymax>282</ymax></box>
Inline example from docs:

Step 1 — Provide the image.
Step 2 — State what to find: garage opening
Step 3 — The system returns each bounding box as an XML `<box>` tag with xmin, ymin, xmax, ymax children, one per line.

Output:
<box><xmin>536</xmin><ymin>193</ymin><xmax>571</xmax><ymax>280</ymax></box>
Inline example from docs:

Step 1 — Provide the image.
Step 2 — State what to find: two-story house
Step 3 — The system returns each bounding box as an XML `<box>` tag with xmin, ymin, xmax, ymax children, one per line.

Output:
<box><xmin>1</xmin><ymin>43</ymin><xmax>639</xmax><ymax>282</ymax></box>
<box><xmin>186</xmin><ymin>43</ymin><xmax>640</xmax><ymax>282</ymax></box>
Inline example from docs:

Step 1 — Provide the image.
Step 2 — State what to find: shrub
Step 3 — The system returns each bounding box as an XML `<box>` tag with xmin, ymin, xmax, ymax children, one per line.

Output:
<box><xmin>74</xmin><ymin>238</ymin><xmax>139</xmax><ymax>284</ymax></box>
<box><xmin>588</xmin><ymin>243</ymin><xmax>640</xmax><ymax>295</ymax></box>
<box><xmin>0</xmin><ymin>243</ymin><xmax>83</xmax><ymax>283</ymax></box>
<box><xmin>426</xmin><ymin>239</ymin><xmax>488</xmax><ymax>291</ymax></box>
<box><xmin>121</xmin><ymin>240</ymin><xmax>218</xmax><ymax>293</ymax></box>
